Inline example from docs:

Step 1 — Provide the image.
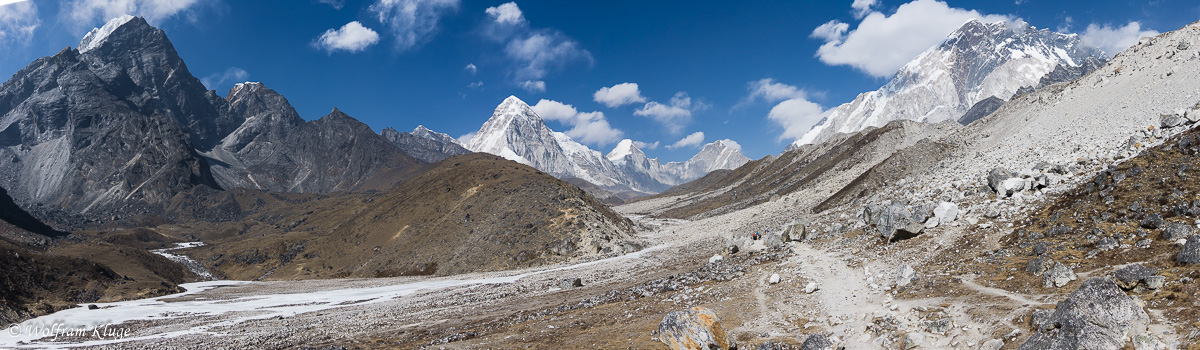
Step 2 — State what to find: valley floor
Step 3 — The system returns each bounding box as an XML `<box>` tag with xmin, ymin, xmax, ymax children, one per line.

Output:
<box><xmin>3</xmin><ymin>193</ymin><xmax>1196</xmax><ymax>349</ymax></box>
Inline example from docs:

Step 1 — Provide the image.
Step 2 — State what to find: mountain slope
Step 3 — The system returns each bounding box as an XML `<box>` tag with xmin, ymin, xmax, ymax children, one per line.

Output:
<box><xmin>204</xmin><ymin>82</ymin><xmax>422</xmax><ymax>193</ymax></box>
<box><xmin>182</xmin><ymin>153</ymin><xmax>637</xmax><ymax>279</ymax></box>
<box><xmin>794</xmin><ymin>19</ymin><xmax>1106</xmax><ymax>147</ymax></box>
<box><xmin>0</xmin><ymin>17</ymin><xmax>222</xmax><ymax>223</ymax></box>
<box><xmin>381</xmin><ymin>125</ymin><xmax>470</xmax><ymax>163</ymax></box>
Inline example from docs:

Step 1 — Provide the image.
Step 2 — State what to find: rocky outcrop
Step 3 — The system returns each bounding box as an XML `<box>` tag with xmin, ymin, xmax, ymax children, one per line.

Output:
<box><xmin>1019</xmin><ymin>278</ymin><xmax>1149</xmax><ymax>349</ymax></box>
<box><xmin>658</xmin><ymin>307</ymin><xmax>736</xmax><ymax>350</ymax></box>
<box><xmin>381</xmin><ymin>125</ymin><xmax>470</xmax><ymax>163</ymax></box>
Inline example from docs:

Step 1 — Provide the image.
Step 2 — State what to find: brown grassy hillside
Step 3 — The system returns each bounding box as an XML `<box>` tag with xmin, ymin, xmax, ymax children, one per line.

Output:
<box><xmin>178</xmin><ymin>153</ymin><xmax>637</xmax><ymax>280</ymax></box>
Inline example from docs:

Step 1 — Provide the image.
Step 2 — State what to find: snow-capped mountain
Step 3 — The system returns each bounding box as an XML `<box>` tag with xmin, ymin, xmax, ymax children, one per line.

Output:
<box><xmin>606</xmin><ymin>139</ymin><xmax>750</xmax><ymax>192</ymax></box>
<box><xmin>381</xmin><ymin>125</ymin><xmax>469</xmax><ymax>163</ymax></box>
<box><xmin>466</xmin><ymin>96</ymin><xmax>749</xmax><ymax>194</ymax></box>
<box><xmin>793</xmin><ymin>19</ymin><xmax>1107</xmax><ymax>148</ymax></box>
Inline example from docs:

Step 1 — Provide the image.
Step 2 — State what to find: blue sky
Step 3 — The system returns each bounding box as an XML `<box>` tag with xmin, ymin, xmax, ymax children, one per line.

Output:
<box><xmin>0</xmin><ymin>0</ymin><xmax>1197</xmax><ymax>161</ymax></box>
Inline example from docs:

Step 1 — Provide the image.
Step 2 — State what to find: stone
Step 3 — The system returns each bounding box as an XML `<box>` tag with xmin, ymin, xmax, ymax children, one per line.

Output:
<box><xmin>1094</xmin><ymin>237</ymin><xmax>1119</xmax><ymax>251</ymax></box>
<box><xmin>709</xmin><ymin>254</ymin><xmax>724</xmax><ymax>264</ymax></box>
<box><xmin>1026</xmin><ymin>257</ymin><xmax>1052</xmax><ymax>275</ymax></box>
<box><xmin>1178</xmin><ymin>235</ymin><xmax>1200</xmax><ymax>264</ymax></box>
<box><xmin>933</xmin><ymin>201</ymin><xmax>959</xmax><ymax>225</ymax></box>
<box><xmin>1003</xmin><ymin>177</ymin><xmax>1026</xmax><ymax>196</ymax></box>
<box><xmin>1133</xmin><ymin>334</ymin><xmax>1167</xmax><ymax>350</ymax></box>
<box><xmin>560</xmin><ymin>278</ymin><xmax>584</xmax><ymax>289</ymax></box>
<box><xmin>658</xmin><ymin>307</ymin><xmax>736</xmax><ymax>350</ymax></box>
<box><xmin>1140</xmin><ymin>213</ymin><xmax>1164</xmax><ymax>230</ymax></box>
<box><xmin>1162</xmin><ymin>222</ymin><xmax>1194</xmax><ymax>241</ymax></box>
<box><xmin>804</xmin><ymin>281</ymin><xmax>819</xmax><ymax>294</ymax></box>
<box><xmin>922</xmin><ymin>318</ymin><xmax>952</xmax><ymax>335</ymax></box>
<box><xmin>1161</xmin><ymin>113</ymin><xmax>1183</xmax><ymax>128</ymax></box>
<box><xmin>904</xmin><ymin>332</ymin><xmax>925</xmax><ymax>349</ymax></box>
<box><xmin>876</xmin><ymin>202</ymin><xmax>913</xmax><ymax>240</ymax></box>
<box><xmin>781</xmin><ymin>219</ymin><xmax>808</xmax><ymax>242</ymax></box>
<box><xmin>1030</xmin><ymin>309</ymin><xmax>1055</xmax><ymax>331</ymax></box>
<box><xmin>988</xmin><ymin>168</ymin><xmax>1016</xmax><ymax>195</ymax></box>
<box><xmin>800</xmin><ymin>334</ymin><xmax>833</xmax><ymax>350</ymax></box>
<box><xmin>769</xmin><ymin>274</ymin><xmax>780</xmax><ymax>284</ymax></box>
<box><xmin>924</xmin><ymin>218</ymin><xmax>940</xmax><ymax>229</ymax></box>
<box><xmin>1043</xmin><ymin>262</ymin><xmax>1077</xmax><ymax>288</ymax></box>
<box><xmin>1113</xmin><ymin>263</ymin><xmax>1158</xmax><ymax>290</ymax></box>
<box><xmin>87</xmin><ymin>304</ymin><xmax>99</xmax><ymax>310</ymax></box>
<box><xmin>896</xmin><ymin>264</ymin><xmax>917</xmax><ymax>287</ymax></box>
<box><xmin>1019</xmin><ymin>278</ymin><xmax>1150</xmax><ymax>350</ymax></box>
<box><xmin>981</xmin><ymin>339</ymin><xmax>1004</xmax><ymax>350</ymax></box>
<box><xmin>1144</xmin><ymin>276</ymin><xmax>1166</xmax><ymax>290</ymax></box>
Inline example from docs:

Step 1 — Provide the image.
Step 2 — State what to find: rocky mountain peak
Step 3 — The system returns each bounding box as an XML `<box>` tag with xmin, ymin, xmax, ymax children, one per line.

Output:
<box><xmin>606</xmin><ymin>139</ymin><xmax>645</xmax><ymax>165</ymax></box>
<box><xmin>794</xmin><ymin>17</ymin><xmax>1107</xmax><ymax>148</ymax></box>
<box><xmin>77</xmin><ymin>15</ymin><xmax>138</xmax><ymax>53</ymax></box>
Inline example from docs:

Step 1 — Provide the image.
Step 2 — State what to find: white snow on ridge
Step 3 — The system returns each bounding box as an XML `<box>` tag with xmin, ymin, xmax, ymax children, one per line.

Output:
<box><xmin>79</xmin><ymin>15</ymin><xmax>137</xmax><ymax>54</ymax></box>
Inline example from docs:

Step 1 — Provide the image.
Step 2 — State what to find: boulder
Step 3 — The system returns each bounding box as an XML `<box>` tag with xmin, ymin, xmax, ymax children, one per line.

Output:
<box><xmin>1003</xmin><ymin>177</ymin><xmax>1026</xmax><ymax>196</ymax></box>
<box><xmin>1178</xmin><ymin>235</ymin><xmax>1200</xmax><ymax>264</ymax></box>
<box><xmin>1144</xmin><ymin>276</ymin><xmax>1166</xmax><ymax>290</ymax></box>
<box><xmin>1162</xmin><ymin>222</ymin><xmax>1194</xmax><ymax>241</ymax></box>
<box><xmin>1161</xmin><ymin>113</ymin><xmax>1183</xmax><ymax>128</ymax></box>
<box><xmin>658</xmin><ymin>307</ymin><xmax>736</xmax><ymax>350</ymax></box>
<box><xmin>560</xmin><ymin>278</ymin><xmax>583</xmax><ymax>289</ymax></box>
<box><xmin>876</xmin><ymin>202</ymin><xmax>913</xmax><ymax>240</ymax></box>
<box><xmin>933</xmin><ymin>202</ymin><xmax>959</xmax><ymax>225</ymax></box>
<box><xmin>769</xmin><ymin>273</ymin><xmax>780</xmax><ymax>284</ymax></box>
<box><xmin>1113</xmin><ymin>264</ymin><xmax>1158</xmax><ymax>290</ymax></box>
<box><xmin>1095</xmin><ymin>237</ymin><xmax>1119</xmax><ymax>251</ymax></box>
<box><xmin>988</xmin><ymin>168</ymin><xmax>1016</xmax><ymax>194</ymax></box>
<box><xmin>782</xmin><ymin>219</ymin><xmax>809</xmax><ymax>242</ymax></box>
<box><xmin>1140</xmin><ymin>213</ymin><xmax>1164</xmax><ymax>230</ymax></box>
<box><xmin>800</xmin><ymin>334</ymin><xmax>833</xmax><ymax>350</ymax></box>
<box><xmin>1043</xmin><ymin>262</ymin><xmax>1077</xmax><ymax>288</ymax></box>
<box><xmin>1018</xmin><ymin>278</ymin><xmax>1150</xmax><ymax>350</ymax></box>
<box><xmin>896</xmin><ymin>264</ymin><xmax>917</xmax><ymax>287</ymax></box>
<box><xmin>1026</xmin><ymin>257</ymin><xmax>1052</xmax><ymax>276</ymax></box>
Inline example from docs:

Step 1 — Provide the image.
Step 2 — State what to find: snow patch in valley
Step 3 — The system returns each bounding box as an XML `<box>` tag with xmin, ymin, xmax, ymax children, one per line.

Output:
<box><xmin>1</xmin><ymin>244</ymin><xmax>667</xmax><ymax>348</ymax></box>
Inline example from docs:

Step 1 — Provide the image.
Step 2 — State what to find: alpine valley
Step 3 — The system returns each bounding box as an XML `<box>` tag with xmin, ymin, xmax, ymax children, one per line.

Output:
<box><xmin>1</xmin><ymin>6</ymin><xmax>1199</xmax><ymax>350</ymax></box>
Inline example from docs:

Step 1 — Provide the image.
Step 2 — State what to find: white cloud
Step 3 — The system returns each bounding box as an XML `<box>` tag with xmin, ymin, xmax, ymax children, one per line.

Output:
<box><xmin>63</xmin><ymin>0</ymin><xmax>202</xmax><ymax>27</ymax></box>
<box><xmin>518</xmin><ymin>80</ymin><xmax>545</xmax><ymax>93</ymax></box>
<box><xmin>464</xmin><ymin>63</ymin><xmax>477</xmax><ymax>74</ymax></box>
<box><xmin>467</xmin><ymin>81</ymin><xmax>483</xmax><ymax>88</ymax></box>
<box><xmin>0</xmin><ymin>0</ymin><xmax>38</xmax><ymax>46</ymax></box>
<box><xmin>812</xmin><ymin>0</ymin><xmax>1012</xmax><ymax>78</ymax></box>
<box><xmin>457</xmin><ymin>131</ymin><xmax>476</xmax><ymax>145</ymax></box>
<box><xmin>850</xmin><ymin>0</ymin><xmax>876</xmax><ymax>19</ymax></box>
<box><xmin>634</xmin><ymin>92</ymin><xmax>699</xmax><ymax>134</ymax></box>
<box><xmin>505</xmin><ymin>31</ymin><xmax>592</xmax><ymax>81</ymax></box>
<box><xmin>747</xmin><ymin>78</ymin><xmax>807</xmax><ymax>103</ymax></box>
<box><xmin>317</xmin><ymin>0</ymin><xmax>345</xmax><ymax>10</ymax></box>
<box><xmin>1080</xmin><ymin>22</ymin><xmax>1158</xmax><ymax>58</ymax></box>
<box><xmin>593</xmin><ymin>82</ymin><xmax>647</xmax><ymax>108</ymax></box>
<box><xmin>667</xmin><ymin>131</ymin><xmax>704</xmax><ymax>150</ymax></box>
<box><xmin>201</xmin><ymin>67</ymin><xmax>249</xmax><ymax>91</ymax></box>
<box><xmin>531</xmin><ymin>99</ymin><xmax>623</xmax><ymax>145</ymax></box>
<box><xmin>369</xmin><ymin>0</ymin><xmax>459</xmax><ymax>51</ymax></box>
<box><xmin>485</xmin><ymin>2</ymin><xmax>523</xmax><ymax>25</ymax></box>
<box><xmin>480</xmin><ymin>2</ymin><xmax>592</xmax><ymax>92</ymax></box>
<box><xmin>633</xmin><ymin>140</ymin><xmax>659</xmax><ymax>150</ymax></box>
<box><xmin>315</xmin><ymin>21</ymin><xmax>380</xmax><ymax>53</ymax></box>
<box><xmin>768</xmin><ymin>97</ymin><xmax>830</xmax><ymax>142</ymax></box>
<box><xmin>811</xmin><ymin>20</ymin><xmax>849</xmax><ymax>42</ymax></box>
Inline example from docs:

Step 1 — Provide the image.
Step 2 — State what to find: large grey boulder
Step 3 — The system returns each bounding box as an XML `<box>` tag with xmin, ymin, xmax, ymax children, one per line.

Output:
<box><xmin>782</xmin><ymin>219</ymin><xmax>809</xmax><ymax>242</ymax></box>
<box><xmin>800</xmin><ymin>334</ymin><xmax>833</xmax><ymax>350</ymax></box>
<box><xmin>1113</xmin><ymin>264</ymin><xmax>1158</xmax><ymax>290</ymax></box>
<box><xmin>988</xmin><ymin>168</ymin><xmax>1016</xmax><ymax>194</ymax></box>
<box><xmin>658</xmin><ymin>307</ymin><xmax>736</xmax><ymax>350</ymax></box>
<box><xmin>1179</xmin><ymin>235</ymin><xmax>1200</xmax><ymax>264</ymax></box>
<box><xmin>877</xmin><ymin>202</ymin><xmax>921</xmax><ymax>241</ymax></box>
<box><xmin>1019</xmin><ymin>278</ymin><xmax>1150</xmax><ymax>350</ymax></box>
<box><xmin>1162</xmin><ymin>222</ymin><xmax>1194</xmax><ymax>241</ymax></box>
